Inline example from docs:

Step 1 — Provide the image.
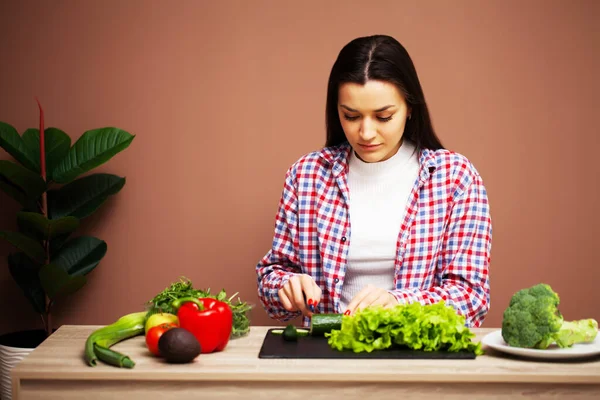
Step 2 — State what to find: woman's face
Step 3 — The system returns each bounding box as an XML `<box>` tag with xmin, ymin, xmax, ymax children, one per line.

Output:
<box><xmin>338</xmin><ymin>79</ymin><xmax>411</xmax><ymax>163</ymax></box>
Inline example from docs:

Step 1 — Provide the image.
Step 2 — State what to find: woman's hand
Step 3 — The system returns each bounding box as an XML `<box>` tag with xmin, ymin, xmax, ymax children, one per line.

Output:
<box><xmin>278</xmin><ymin>274</ymin><xmax>322</xmax><ymax>317</ymax></box>
<box><xmin>344</xmin><ymin>284</ymin><xmax>398</xmax><ymax>315</ymax></box>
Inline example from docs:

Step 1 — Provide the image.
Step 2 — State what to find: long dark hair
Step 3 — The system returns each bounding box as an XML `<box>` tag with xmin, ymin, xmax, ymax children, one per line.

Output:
<box><xmin>325</xmin><ymin>35</ymin><xmax>444</xmax><ymax>150</ymax></box>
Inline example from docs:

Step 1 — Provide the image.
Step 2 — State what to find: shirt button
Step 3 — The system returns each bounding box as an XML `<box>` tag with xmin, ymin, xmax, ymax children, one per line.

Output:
<box><xmin>341</xmin><ymin>236</ymin><xmax>347</xmax><ymax>242</ymax></box>
<box><xmin>334</xmin><ymin>278</ymin><xmax>339</xmax><ymax>283</ymax></box>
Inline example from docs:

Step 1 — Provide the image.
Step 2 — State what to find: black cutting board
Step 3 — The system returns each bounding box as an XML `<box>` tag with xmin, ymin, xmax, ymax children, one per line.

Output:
<box><xmin>258</xmin><ymin>328</ymin><xmax>477</xmax><ymax>359</ymax></box>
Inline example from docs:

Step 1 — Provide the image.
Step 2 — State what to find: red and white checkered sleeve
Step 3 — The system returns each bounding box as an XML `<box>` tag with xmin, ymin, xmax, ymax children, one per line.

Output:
<box><xmin>256</xmin><ymin>167</ymin><xmax>303</xmax><ymax>322</ymax></box>
<box><xmin>390</xmin><ymin>173</ymin><xmax>492</xmax><ymax>328</ymax></box>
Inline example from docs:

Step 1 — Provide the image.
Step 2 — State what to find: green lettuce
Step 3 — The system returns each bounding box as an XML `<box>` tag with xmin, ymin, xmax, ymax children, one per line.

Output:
<box><xmin>325</xmin><ymin>301</ymin><xmax>484</xmax><ymax>355</ymax></box>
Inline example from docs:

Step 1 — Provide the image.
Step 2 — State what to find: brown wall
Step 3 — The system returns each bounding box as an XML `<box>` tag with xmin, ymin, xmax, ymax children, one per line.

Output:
<box><xmin>0</xmin><ymin>0</ymin><xmax>598</xmax><ymax>335</ymax></box>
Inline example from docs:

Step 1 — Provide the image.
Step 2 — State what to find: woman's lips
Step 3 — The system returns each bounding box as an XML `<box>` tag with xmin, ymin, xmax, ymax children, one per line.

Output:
<box><xmin>359</xmin><ymin>143</ymin><xmax>381</xmax><ymax>151</ymax></box>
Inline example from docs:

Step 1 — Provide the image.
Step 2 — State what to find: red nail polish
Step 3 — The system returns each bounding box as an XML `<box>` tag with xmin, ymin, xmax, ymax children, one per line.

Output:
<box><xmin>344</xmin><ymin>310</ymin><xmax>351</xmax><ymax>316</ymax></box>
<box><xmin>307</xmin><ymin>299</ymin><xmax>313</xmax><ymax>306</ymax></box>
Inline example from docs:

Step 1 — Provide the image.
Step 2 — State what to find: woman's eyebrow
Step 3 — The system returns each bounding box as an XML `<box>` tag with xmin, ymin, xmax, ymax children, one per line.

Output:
<box><xmin>340</xmin><ymin>104</ymin><xmax>396</xmax><ymax>112</ymax></box>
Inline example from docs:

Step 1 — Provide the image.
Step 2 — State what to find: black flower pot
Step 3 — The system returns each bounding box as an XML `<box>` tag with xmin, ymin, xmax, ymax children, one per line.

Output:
<box><xmin>0</xmin><ymin>329</ymin><xmax>55</xmax><ymax>400</ymax></box>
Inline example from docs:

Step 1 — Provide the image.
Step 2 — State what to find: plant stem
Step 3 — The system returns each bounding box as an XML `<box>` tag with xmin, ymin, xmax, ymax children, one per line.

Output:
<box><xmin>44</xmin><ymin>237</ymin><xmax>51</xmax><ymax>336</ymax></box>
<box><xmin>36</xmin><ymin>97</ymin><xmax>52</xmax><ymax>337</ymax></box>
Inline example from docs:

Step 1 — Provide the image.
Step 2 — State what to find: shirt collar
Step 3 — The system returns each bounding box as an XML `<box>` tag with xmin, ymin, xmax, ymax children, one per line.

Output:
<box><xmin>319</xmin><ymin>142</ymin><xmax>352</xmax><ymax>177</ymax></box>
<box><xmin>320</xmin><ymin>141</ymin><xmax>438</xmax><ymax>178</ymax></box>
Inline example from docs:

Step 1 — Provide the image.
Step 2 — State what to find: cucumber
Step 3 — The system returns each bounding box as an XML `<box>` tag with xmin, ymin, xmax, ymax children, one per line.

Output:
<box><xmin>283</xmin><ymin>324</ymin><xmax>299</xmax><ymax>341</ymax></box>
<box><xmin>271</xmin><ymin>325</ymin><xmax>309</xmax><ymax>341</ymax></box>
<box><xmin>271</xmin><ymin>315</ymin><xmax>343</xmax><ymax>339</ymax></box>
<box><xmin>310</xmin><ymin>313</ymin><xmax>343</xmax><ymax>336</ymax></box>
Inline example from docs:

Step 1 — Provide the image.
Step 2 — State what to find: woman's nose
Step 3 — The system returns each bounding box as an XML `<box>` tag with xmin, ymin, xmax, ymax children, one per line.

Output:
<box><xmin>359</xmin><ymin>119</ymin><xmax>377</xmax><ymax>141</ymax></box>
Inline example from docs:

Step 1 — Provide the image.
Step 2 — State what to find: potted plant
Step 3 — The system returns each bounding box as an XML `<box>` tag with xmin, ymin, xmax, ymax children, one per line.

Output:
<box><xmin>0</xmin><ymin>99</ymin><xmax>134</xmax><ymax>399</ymax></box>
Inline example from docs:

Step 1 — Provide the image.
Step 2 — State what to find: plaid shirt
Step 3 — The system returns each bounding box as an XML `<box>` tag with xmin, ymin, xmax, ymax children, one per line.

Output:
<box><xmin>256</xmin><ymin>142</ymin><xmax>492</xmax><ymax>328</ymax></box>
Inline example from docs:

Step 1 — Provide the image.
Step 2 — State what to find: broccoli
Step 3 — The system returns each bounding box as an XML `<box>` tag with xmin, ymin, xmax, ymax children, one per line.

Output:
<box><xmin>501</xmin><ymin>283</ymin><xmax>598</xmax><ymax>349</ymax></box>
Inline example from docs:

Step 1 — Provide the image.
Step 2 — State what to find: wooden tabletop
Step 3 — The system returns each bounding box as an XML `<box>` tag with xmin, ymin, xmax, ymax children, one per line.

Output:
<box><xmin>11</xmin><ymin>325</ymin><xmax>600</xmax><ymax>384</ymax></box>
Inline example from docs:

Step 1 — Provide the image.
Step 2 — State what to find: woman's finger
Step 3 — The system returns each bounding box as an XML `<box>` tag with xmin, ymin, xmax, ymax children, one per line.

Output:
<box><xmin>290</xmin><ymin>275</ymin><xmax>311</xmax><ymax>316</ymax></box>
<box><xmin>281</xmin><ymin>282</ymin><xmax>298</xmax><ymax>311</ymax></box>
<box><xmin>368</xmin><ymin>292</ymin><xmax>393</xmax><ymax>308</ymax></box>
<box><xmin>278</xmin><ymin>287</ymin><xmax>295</xmax><ymax>311</ymax></box>
<box><xmin>354</xmin><ymin>289</ymin><xmax>384</xmax><ymax>311</ymax></box>
<box><xmin>384</xmin><ymin>293</ymin><xmax>399</xmax><ymax>308</ymax></box>
<box><xmin>344</xmin><ymin>285</ymin><xmax>374</xmax><ymax>315</ymax></box>
<box><xmin>284</xmin><ymin>279</ymin><xmax>300</xmax><ymax>311</ymax></box>
<box><xmin>301</xmin><ymin>275</ymin><xmax>322</xmax><ymax>310</ymax></box>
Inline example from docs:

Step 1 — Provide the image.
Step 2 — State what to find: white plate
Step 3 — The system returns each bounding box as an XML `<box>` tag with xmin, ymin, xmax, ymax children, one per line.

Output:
<box><xmin>481</xmin><ymin>330</ymin><xmax>600</xmax><ymax>360</ymax></box>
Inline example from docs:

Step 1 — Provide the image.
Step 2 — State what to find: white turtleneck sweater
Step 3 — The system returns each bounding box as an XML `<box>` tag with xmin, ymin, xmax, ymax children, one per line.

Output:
<box><xmin>339</xmin><ymin>140</ymin><xmax>420</xmax><ymax>310</ymax></box>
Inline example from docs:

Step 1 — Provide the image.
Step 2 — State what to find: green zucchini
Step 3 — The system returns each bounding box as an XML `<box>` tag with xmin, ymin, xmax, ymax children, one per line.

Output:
<box><xmin>310</xmin><ymin>313</ymin><xmax>343</xmax><ymax>336</ymax></box>
<box><xmin>85</xmin><ymin>311</ymin><xmax>146</xmax><ymax>367</ymax></box>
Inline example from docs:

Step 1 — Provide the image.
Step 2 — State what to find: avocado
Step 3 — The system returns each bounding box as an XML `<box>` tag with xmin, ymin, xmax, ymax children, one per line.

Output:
<box><xmin>158</xmin><ymin>328</ymin><xmax>201</xmax><ymax>363</ymax></box>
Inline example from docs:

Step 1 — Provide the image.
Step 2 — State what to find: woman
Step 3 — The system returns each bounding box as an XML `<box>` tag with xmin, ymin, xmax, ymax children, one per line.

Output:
<box><xmin>256</xmin><ymin>34</ymin><xmax>492</xmax><ymax>328</ymax></box>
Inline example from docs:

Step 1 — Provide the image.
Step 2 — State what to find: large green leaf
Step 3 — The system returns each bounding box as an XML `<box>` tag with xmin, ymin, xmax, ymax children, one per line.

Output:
<box><xmin>0</xmin><ymin>177</ymin><xmax>30</xmax><ymax>207</ymax></box>
<box><xmin>0</xmin><ymin>160</ymin><xmax>46</xmax><ymax>206</ymax></box>
<box><xmin>17</xmin><ymin>211</ymin><xmax>79</xmax><ymax>241</ymax></box>
<box><xmin>49</xmin><ymin>232</ymin><xmax>70</xmax><ymax>256</ymax></box>
<box><xmin>16</xmin><ymin>210</ymin><xmax>43</xmax><ymax>241</ymax></box>
<box><xmin>52</xmin><ymin>127</ymin><xmax>134</xmax><ymax>184</ymax></box>
<box><xmin>48</xmin><ymin>173</ymin><xmax>126</xmax><ymax>219</ymax></box>
<box><xmin>39</xmin><ymin>262</ymin><xmax>86</xmax><ymax>301</ymax></box>
<box><xmin>8</xmin><ymin>252</ymin><xmax>46</xmax><ymax>314</ymax></box>
<box><xmin>22</xmin><ymin>128</ymin><xmax>71</xmax><ymax>180</ymax></box>
<box><xmin>0</xmin><ymin>122</ymin><xmax>39</xmax><ymax>172</ymax></box>
<box><xmin>52</xmin><ymin>236</ymin><xmax>107</xmax><ymax>276</ymax></box>
<box><xmin>0</xmin><ymin>230</ymin><xmax>45</xmax><ymax>262</ymax></box>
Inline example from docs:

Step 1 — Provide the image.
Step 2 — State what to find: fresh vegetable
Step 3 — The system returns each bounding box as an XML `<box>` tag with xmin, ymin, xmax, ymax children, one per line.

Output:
<box><xmin>93</xmin><ymin>343</ymin><xmax>134</xmax><ymax>368</ymax></box>
<box><xmin>270</xmin><ymin>316</ymin><xmax>339</xmax><ymax>340</ymax></box>
<box><xmin>158</xmin><ymin>327</ymin><xmax>202</xmax><ymax>363</ymax></box>
<box><xmin>271</xmin><ymin>325</ymin><xmax>310</xmax><ymax>339</ymax></box>
<box><xmin>501</xmin><ymin>283</ymin><xmax>598</xmax><ymax>349</ymax></box>
<box><xmin>85</xmin><ymin>311</ymin><xmax>147</xmax><ymax>368</ymax></box>
<box><xmin>283</xmin><ymin>324</ymin><xmax>299</xmax><ymax>341</ymax></box>
<box><xmin>310</xmin><ymin>314</ymin><xmax>343</xmax><ymax>336</ymax></box>
<box><xmin>146</xmin><ymin>277</ymin><xmax>252</xmax><ymax>338</ymax></box>
<box><xmin>145</xmin><ymin>322</ymin><xmax>178</xmax><ymax>356</ymax></box>
<box><xmin>326</xmin><ymin>302</ymin><xmax>483</xmax><ymax>355</ymax></box>
<box><xmin>144</xmin><ymin>312</ymin><xmax>179</xmax><ymax>334</ymax></box>
<box><xmin>172</xmin><ymin>296</ymin><xmax>233</xmax><ymax>353</ymax></box>
<box><xmin>279</xmin><ymin>324</ymin><xmax>308</xmax><ymax>341</ymax></box>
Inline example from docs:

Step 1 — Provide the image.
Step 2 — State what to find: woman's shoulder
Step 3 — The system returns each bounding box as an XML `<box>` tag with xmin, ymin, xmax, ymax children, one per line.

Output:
<box><xmin>421</xmin><ymin>147</ymin><xmax>483</xmax><ymax>179</ymax></box>
<box><xmin>287</xmin><ymin>143</ymin><xmax>351</xmax><ymax>176</ymax></box>
<box><xmin>420</xmin><ymin>147</ymin><xmax>486</xmax><ymax>198</ymax></box>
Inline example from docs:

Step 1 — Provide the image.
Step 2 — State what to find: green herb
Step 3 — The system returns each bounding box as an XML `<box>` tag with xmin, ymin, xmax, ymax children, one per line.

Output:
<box><xmin>326</xmin><ymin>301</ymin><xmax>484</xmax><ymax>355</ymax></box>
<box><xmin>145</xmin><ymin>277</ymin><xmax>253</xmax><ymax>338</ymax></box>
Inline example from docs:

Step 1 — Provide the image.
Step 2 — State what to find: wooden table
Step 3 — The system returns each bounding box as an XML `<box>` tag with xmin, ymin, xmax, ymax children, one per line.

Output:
<box><xmin>10</xmin><ymin>325</ymin><xmax>600</xmax><ymax>399</ymax></box>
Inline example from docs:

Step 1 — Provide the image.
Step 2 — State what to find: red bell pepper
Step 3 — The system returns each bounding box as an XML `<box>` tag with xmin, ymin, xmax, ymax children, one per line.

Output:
<box><xmin>171</xmin><ymin>297</ymin><xmax>233</xmax><ymax>353</ymax></box>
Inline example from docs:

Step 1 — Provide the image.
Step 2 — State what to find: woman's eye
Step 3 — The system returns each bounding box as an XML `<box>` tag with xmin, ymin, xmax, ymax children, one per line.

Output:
<box><xmin>342</xmin><ymin>114</ymin><xmax>393</xmax><ymax>122</ymax></box>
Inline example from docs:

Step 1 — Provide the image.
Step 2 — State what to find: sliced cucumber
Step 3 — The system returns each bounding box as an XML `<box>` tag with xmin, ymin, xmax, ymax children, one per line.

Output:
<box><xmin>283</xmin><ymin>324</ymin><xmax>298</xmax><ymax>341</ymax></box>
<box><xmin>271</xmin><ymin>325</ymin><xmax>309</xmax><ymax>341</ymax></box>
<box><xmin>310</xmin><ymin>313</ymin><xmax>343</xmax><ymax>336</ymax></box>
